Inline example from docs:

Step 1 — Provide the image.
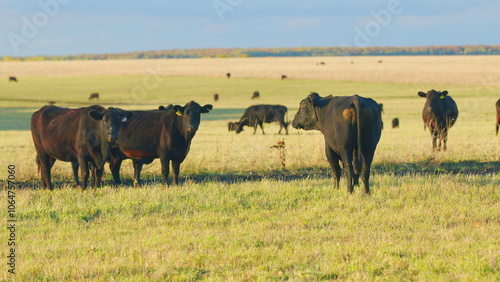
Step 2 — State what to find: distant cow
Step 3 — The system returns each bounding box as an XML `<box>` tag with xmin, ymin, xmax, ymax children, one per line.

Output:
<box><xmin>281</xmin><ymin>75</ymin><xmax>287</xmax><ymax>80</ymax></box>
<box><xmin>9</xmin><ymin>76</ymin><xmax>17</xmax><ymax>82</ymax></box>
<box><xmin>89</xmin><ymin>93</ymin><xmax>99</xmax><ymax>101</ymax></box>
<box><xmin>292</xmin><ymin>93</ymin><xmax>382</xmax><ymax>194</ymax></box>
<box><xmin>226</xmin><ymin>72</ymin><xmax>231</xmax><ymax>79</ymax></box>
<box><xmin>233</xmin><ymin>104</ymin><xmax>288</xmax><ymax>135</ymax></box>
<box><xmin>496</xmin><ymin>98</ymin><xmax>500</xmax><ymax>135</ymax></box>
<box><xmin>392</xmin><ymin>118</ymin><xmax>399</xmax><ymax>128</ymax></box>
<box><xmin>108</xmin><ymin>101</ymin><xmax>213</xmax><ymax>185</ymax></box>
<box><xmin>214</xmin><ymin>93</ymin><xmax>219</xmax><ymax>101</ymax></box>
<box><xmin>418</xmin><ymin>89</ymin><xmax>459</xmax><ymax>151</ymax></box>
<box><xmin>30</xmin><ymin>105</ymin><xmax>133</xmax><ymax>190</ymax></box>
<box><xmin>251</xmin><ymin>91</ymin><xmax>260</xmax><ymax>99</ymax></box>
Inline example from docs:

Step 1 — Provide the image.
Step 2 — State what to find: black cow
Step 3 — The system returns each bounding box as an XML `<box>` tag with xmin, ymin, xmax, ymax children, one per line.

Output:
<box><xmin>418</xmin><ymin>90</ymin><xmax>459</xmax><ymax>151</ymax></box>
<box><xmin>251</xmin><ymin>91</ymin><xmax>260</xmax><ymax>99</ymax></box>
<box><xmin>9</xmin><ymin>76</ymin><xmax>17</xmax><ymax>82</ymax></box>
<box><xmin>89</xmin><ymin>93</ymin><xmax>99</xmax><ymax>101</ymax></box>
<box><xmin>496</xmin><ymin>98</ymin><xmax>500</xmax><ymax>135</ymax></box>
<box><xmin>232</xmin><ymin>105</ymin><xmax>288</xmax><ymax>135</ymax></box>
<box><xmin>392</xmin><ymin>118</ymin><xmax>399</xmax><ymax>128</ymax></box>
<box><xmin>31</xmin><ymin>105</ymin><xmax>133</xmax><ymax>190</ymax></box>
<box><xmin>109</xmin><ymin>101</ymin><xmax>212</xmax><ymax>185</ymax></box>
<box><xmin>281</xmin><ymin>75</ymin><xmax>287</xmax><ymax>80</ymax></box>
<box><xmin>226</xmin><ymin>72</ymin><xmax>231</xmax><ymax>79</ymax></box>
<box><xmin>292</xmin><ymin>93</ymin><xmax>382</xmax><ymax>194</ymax></box>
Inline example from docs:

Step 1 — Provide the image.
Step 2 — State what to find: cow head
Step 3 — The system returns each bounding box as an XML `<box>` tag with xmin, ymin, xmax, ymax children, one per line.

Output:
<box><xmin>88</xmin><ymin>107</ymin><xmax>134</xmax><ymax>143</ymax></box>
<box><xmin>418</xmin><ymin>89</ymin><xmax>449</xmax><ymax>127</ymax></box>
<box><xmin>228</xmin><ymin>121</ymin><xmax>239</xmax><ymax>131</ymax></box>
<box><xmin>292</xmin><ymin>92</ymin><xmax>323</xmax><ymax>131</ymax></box>
<box><xmin>172</xmin><ymin>101</ymin><xmax>213</xmax><ymax>135</ymax></box>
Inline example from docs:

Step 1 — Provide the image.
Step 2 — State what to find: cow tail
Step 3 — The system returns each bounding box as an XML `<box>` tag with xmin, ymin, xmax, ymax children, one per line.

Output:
<box><xmin>353</xmin><ymin>96</ymin><xmax>363</xmax><ymax>174</ymax></box>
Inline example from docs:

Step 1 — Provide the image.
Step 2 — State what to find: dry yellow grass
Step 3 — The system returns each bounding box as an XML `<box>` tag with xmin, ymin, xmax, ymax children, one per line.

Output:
<box><xmin>2</xmin><ymin>55</ymin><xmax>500</xmax><ymax>86</ymax></box>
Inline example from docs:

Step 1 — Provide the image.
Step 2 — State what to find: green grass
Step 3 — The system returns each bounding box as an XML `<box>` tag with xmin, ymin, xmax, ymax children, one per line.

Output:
<box><xmin>1</xmin><ymin>75</ymin><xmax>499</xmax><ymax>280</ymax></box>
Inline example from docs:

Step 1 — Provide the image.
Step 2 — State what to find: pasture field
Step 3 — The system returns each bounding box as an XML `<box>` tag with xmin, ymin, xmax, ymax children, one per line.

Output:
<box><xmin>0</xmin><ymin>57</ymin><xmax>499</xmax><ymax>280</ymax></box>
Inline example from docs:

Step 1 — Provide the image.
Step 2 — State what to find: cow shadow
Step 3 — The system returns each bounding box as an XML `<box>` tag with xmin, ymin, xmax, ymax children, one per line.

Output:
<box><xmin>11</xmin><ymin>160</ymin><xmax>498</xmax><ymax>190</ymax></box>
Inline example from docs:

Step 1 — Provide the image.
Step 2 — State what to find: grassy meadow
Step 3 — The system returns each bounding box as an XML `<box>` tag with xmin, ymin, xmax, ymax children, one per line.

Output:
<box><xmin>0</xmin><ymin>57</ymin><xmax>499</xmax><ymax>280</ymax></box>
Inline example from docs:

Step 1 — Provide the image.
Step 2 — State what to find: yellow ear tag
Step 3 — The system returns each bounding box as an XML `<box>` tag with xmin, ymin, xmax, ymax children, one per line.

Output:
<box><xmin>440</xmin><ymin>96</ymin><xmax>445</xmax><ymax>99</ymax></box>
<box><xmin>176</xmin><ymin>111</ymin><xmax>183</xmax><ymax>116</ymax></box>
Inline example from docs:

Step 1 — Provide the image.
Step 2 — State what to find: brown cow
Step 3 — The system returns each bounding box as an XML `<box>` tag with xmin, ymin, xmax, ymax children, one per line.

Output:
<box><xmin>109</xmin><ymin>101</ymin><xmax>212</xmax><ymax>185</ymax></box>
<box><xmin>418</xmin><ymin>90</ymin><xmax>459</xmax><ymax>151</ymax></box>
<box><xmin>251</xmin><ymin>91</ymin><xmax>260</xmax><ymax>99</ymax></box>
<box><xmin>496</xmin><ymin>98</ymin><xmax>500</xmax><ymax>135</ymax></box>
<box><xmin>213</xmin><ymin>93</ymin><xmax>219</xmax><ymax>101</ymax></box>
<box><xmin>31</xmin><ymin>105</ymin><xmax>133</xmax><ymax>190</ymax></box>
<box><xmin>89</xmin><ymin>93</ymin><xmax>99</xmax><ymax>101</ymax></box>
<box><xmin>392</xmin><ymin>118</ymin><xmax>399</xmax><ymax>128</ymax></box>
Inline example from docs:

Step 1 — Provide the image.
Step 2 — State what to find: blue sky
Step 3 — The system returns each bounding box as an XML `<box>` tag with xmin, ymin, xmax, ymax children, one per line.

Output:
<box><xmin>1</xmin><ymin>0</ymin><xmax>499</xmax><ymax>57</ymax></box>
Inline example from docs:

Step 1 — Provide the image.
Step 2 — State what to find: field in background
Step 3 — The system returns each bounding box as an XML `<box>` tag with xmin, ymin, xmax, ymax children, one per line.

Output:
<box><xmin>0</xmin><ymin>57</ymin><xmax>499</xmax><ymax>280</ymax></box>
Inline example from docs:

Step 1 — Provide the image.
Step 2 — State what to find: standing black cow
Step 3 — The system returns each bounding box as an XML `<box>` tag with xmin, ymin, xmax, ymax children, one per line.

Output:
<box><xmin>9</xmin><ymin>76</ymin><xmax>17</xmax><ymax>82</ymax></box>
<box><xmin>109</xmin><ymin>101</ymin><xmax>212</xmax><ymax>185</ymax></box>
<box><xmin>418</xmin><ymin>90</ymin><xmax>459</xmax><ymax>151</ymax></box>
<box><xmin>251</xmin><ymin>91</ymin><xmax>260</xmax><ymax>100</ymax></box>
<box><xmin>232</xmin><ymin>105</ymin><xmax>288</xmax><ymax>135</ymax></box>
<box><xmin>292</xmin><ymin>93</ymin><xmax>382</xmax><ymax>194</ymax></box>
<box><xmin>30</xmin><ymin>105</ymin><xmax>133</xmax><ymax>190</ymax></box>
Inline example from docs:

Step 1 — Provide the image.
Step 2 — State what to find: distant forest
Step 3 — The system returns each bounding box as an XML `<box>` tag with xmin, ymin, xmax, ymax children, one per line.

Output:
<box><xmin>3</xmin><ymin>45</ymin><xmax>500</xmax><ymax>61</ymax></box>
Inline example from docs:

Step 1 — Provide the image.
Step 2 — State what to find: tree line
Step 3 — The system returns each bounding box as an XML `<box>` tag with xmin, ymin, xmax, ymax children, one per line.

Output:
<box><xmin>3</xmin><ymin>45</ymin><xmax>500</xmax><ymax>61</ymax></box>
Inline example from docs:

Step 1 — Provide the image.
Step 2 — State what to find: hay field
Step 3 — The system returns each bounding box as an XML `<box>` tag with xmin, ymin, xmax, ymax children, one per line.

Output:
<box><xmin>0</xmin><ymin>56</ymin><xmax>499</xmax><ymax>280</ymax></box>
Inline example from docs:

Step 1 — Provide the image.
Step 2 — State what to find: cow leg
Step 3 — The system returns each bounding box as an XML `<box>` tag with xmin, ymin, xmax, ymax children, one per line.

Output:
<box><xmin>92</xmin><ymin>167</ymin><xmax>104</xmax><ymax>187</ymax></box>
<box><xmin>37</xmin><ymin>153</ymin><xmax>54</xmax><ymax>190</ymax></box>
<box><xmin>71</xmin><ymin>161</ymin><xmax>80</xmax><ymax>186</ymax></box>
<box><xmin>259</xmin><ymin>122</ymin><xmax>265</xmax><ymax>134</ymax></box>
<box><xmin>431</xmin><ymin>130</ymin><xmax>438</xmax><ymax>151</ymax></box>
<box><xmin>109</xmin><ymin>158</ymin><xmax>123</xmax><ymax>185</ymax></box>
<box><xmin>132</xmin><ymin>160</ymin><xmax>144</xmax><ymax>186</ymax></box>
<box><xmin>325</xmin><ymin>144</ymin><xmax>341</xmax><ymax>189</ymax></box>
<box><xmin>442</xmin><ymin>129</ymin><xmax>448</xmax><ymax>152</ymax></box>
<box><xmin>171</xmin><ymin>161</ymin><xmax>181</xmax><ymax>186</ymax></box>
<box><xmin>78</xmin><ymin>157</ymin><xmax>90</xmax><ymax>190</ymax></box>
<box><xmin>343</xmin><ymin>152</ymin><xmax>355</xmax><ymax>193</ymax></box>
<box><xmin>159</xmin><ymin>157</ymin><xmax>171</xmax><ymax>185</ymax></box>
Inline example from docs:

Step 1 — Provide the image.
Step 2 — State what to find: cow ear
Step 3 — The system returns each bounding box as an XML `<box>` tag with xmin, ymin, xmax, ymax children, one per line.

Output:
<box><xmin>88</xmin><ymin>110</ymin><xmax>104</xmax><ymax>121</ymax></box>
<box><xmin>308</xmin><ymin>92</ymin><xmax>321</xmax><ymax>105</ymax></box>
<box><xmin>125</xmin><ymin>111</ymin><xmax>134</xmax><ymax>119</ymax></box>
<box><xmin>173</xmin><ymin>105</ymin><xmax>184</xmax><ymax>116</ymax></box>
<box><xmin>201</xmin><ymin>104</ymin><xmax>213</xmax><ymax>113</ymax></box>
<box><xmin>418</xmin><ymin>91</ymin><xmax>427</xmax><ymax>98</ymax></box>
<box><xmin>441</xmin><ymin>90</ymin><xmax>448</xmax><ymax>97</ymax></box>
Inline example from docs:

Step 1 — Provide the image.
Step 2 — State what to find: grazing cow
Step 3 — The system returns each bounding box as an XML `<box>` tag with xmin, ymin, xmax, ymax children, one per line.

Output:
<box><xmin>89</xmin><ymin>93</ymin><xmax>99</xmax><ymax>101</ymax></box>
<box><xmin>9</xmin><ymin>76</ymin><xmax>17</xmax><ymax>82</ymax></box>
<box><xmin>251</xmin><ymin>91</ymin><xmax>260</xmax><ymax>100</ymax></box>
<box><xmin>281</xmin><ymin>75</ymin><xmax>287</xmax><ymax>80</ymax></box>
<box><xmin>392</xmin><ymin>118</ymin><xmax>399</xmax><ymax>129</ymax></box>
<box><xmin>214</xmin><ymin>93</ymin><xmax>219</xmax><ymax>101</ymax></box>
<box><xmin>378</xmin><ymin>60</ymin><xmax>383</xmax><ymax>63</ymax></box>
<box><xmin>496</xmin><ymin>98</ymin><xmax>500</xmax><ymax>135</ymax></box>
<box><xmin>30</xmin><ymin>105</ymin><xmax>133</xmax><ymax>190</ymax></box>
<box><xmin>226</xmin><ymin>72</ymin><xmax>231</xmax><ymax>79</ymax></box>
<box><xmin>418</xmin><ymin>90</ymin><xmax>459</xmax><ymax>151</ymax></box>
<box><xmin>109</xmin><ymin>101</ymin><xmax>213</xmax><ymax>185</ymax></box>
<box><xmin>292</xmin><ymin>93</ymin><xmax>382</xmax><ymax>194</ymax></box>
<box><xmin>233</xmin><ymin>104</ymin><xmax>288</xmax><ymax>135</ymax></box>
